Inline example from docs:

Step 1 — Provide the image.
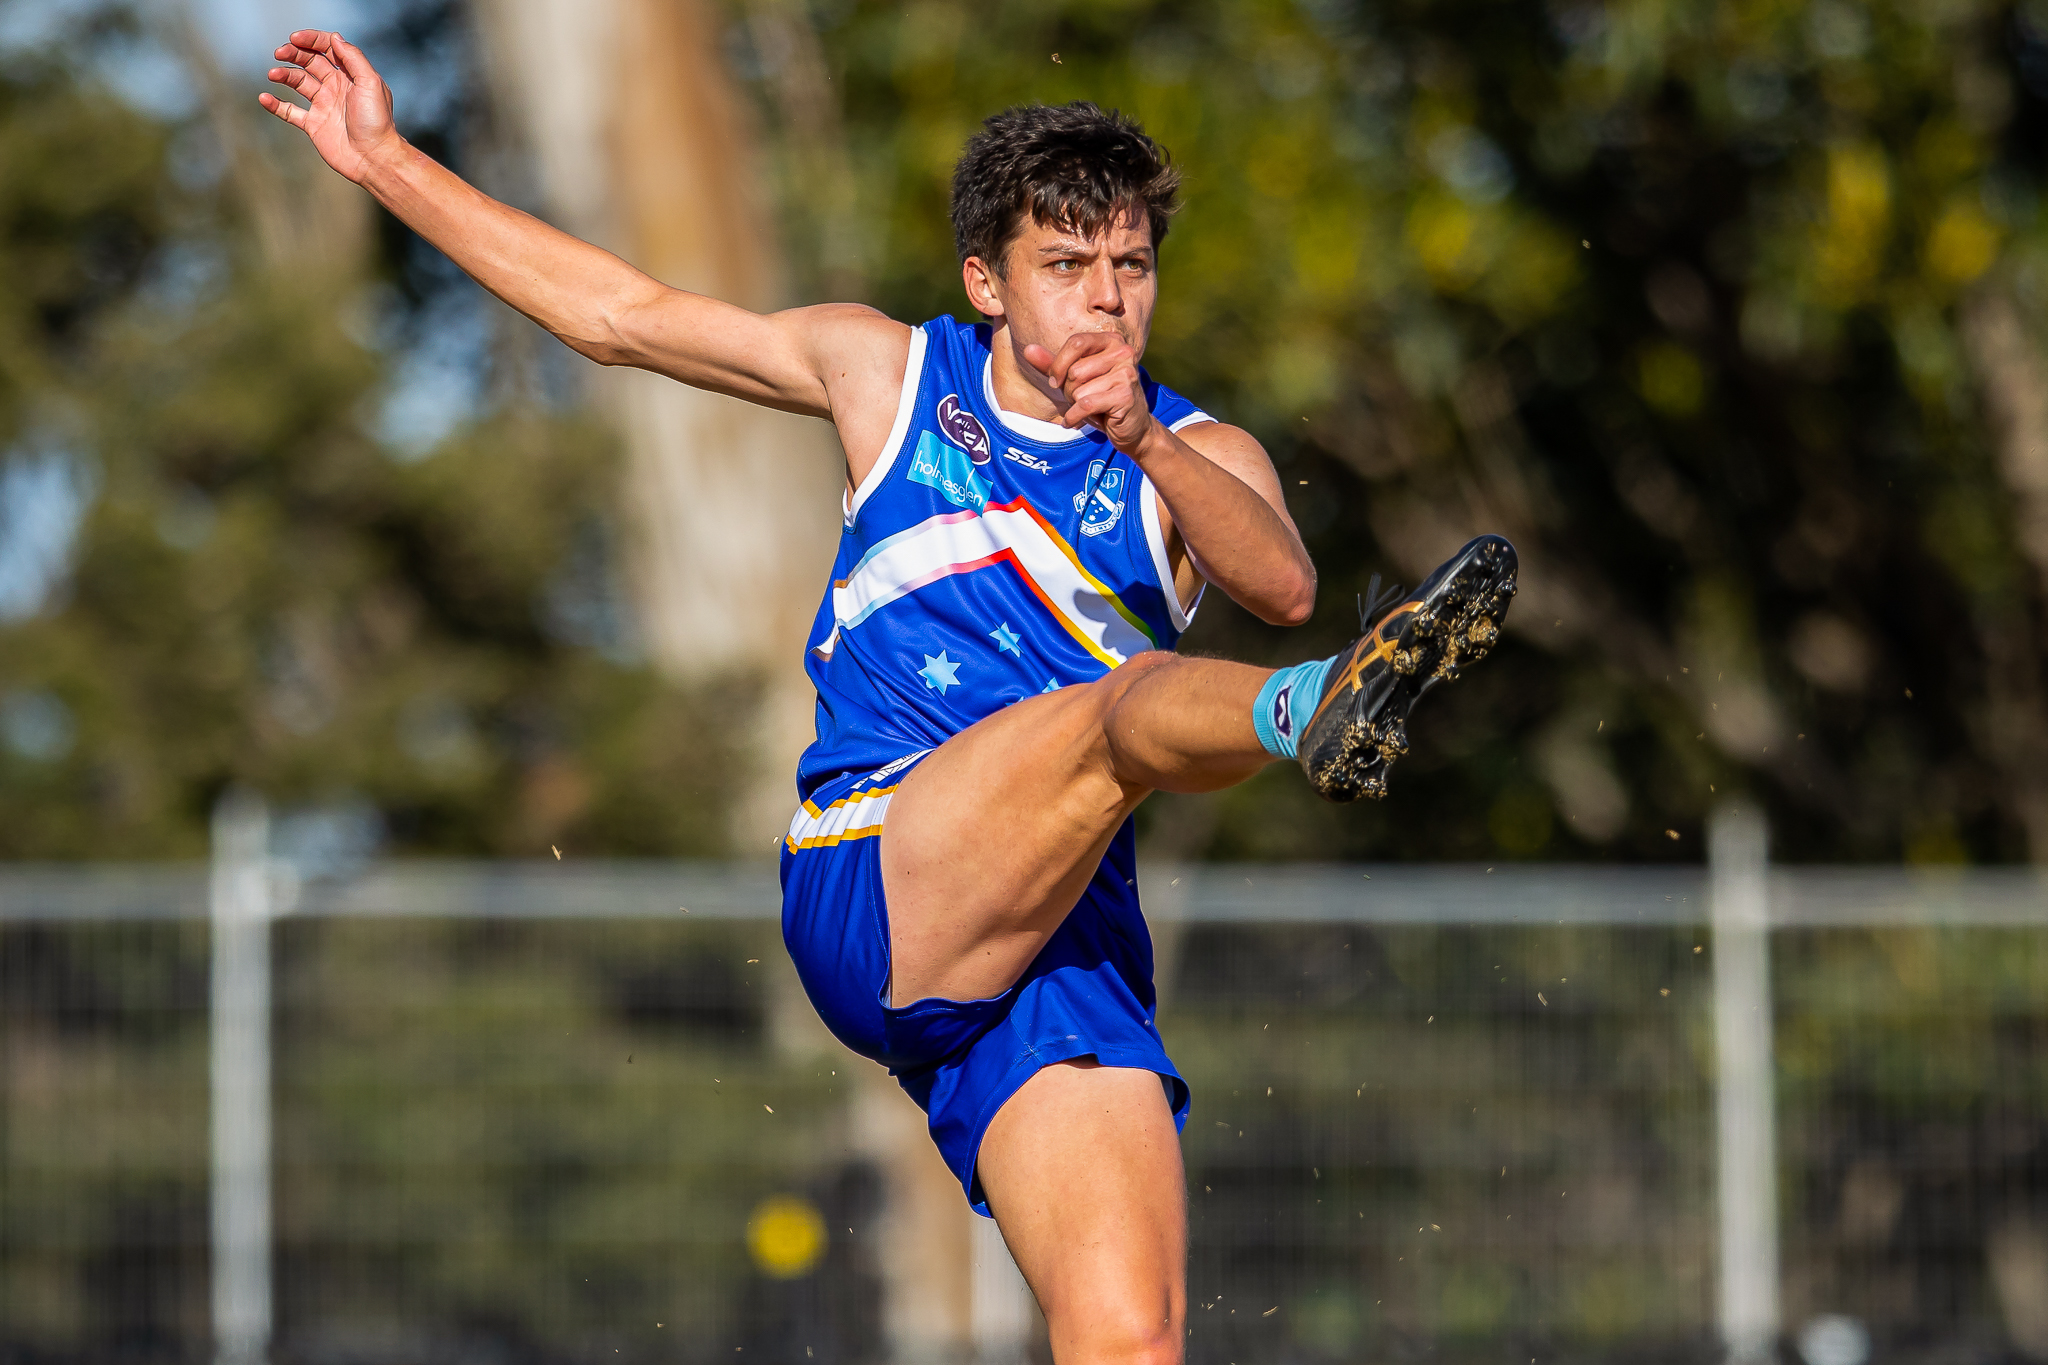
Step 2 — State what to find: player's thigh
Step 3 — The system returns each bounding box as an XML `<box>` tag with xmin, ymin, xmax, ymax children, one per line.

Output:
<box><xmin>979</xmin><ymin>1061</ymin><xmax>1186</xmax><ymax>1364</ymax></box>
<box><xmin>880</xmin><ymin>656</ymin><xmax>1168</xmax><ymax>1005</ymax></box>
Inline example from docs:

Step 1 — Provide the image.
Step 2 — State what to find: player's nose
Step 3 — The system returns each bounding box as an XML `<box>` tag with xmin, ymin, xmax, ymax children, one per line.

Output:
<box><xmin>1086</xmin><ymin>258</ymin><xmax>1125</xmax><ymax>314</ymax></box>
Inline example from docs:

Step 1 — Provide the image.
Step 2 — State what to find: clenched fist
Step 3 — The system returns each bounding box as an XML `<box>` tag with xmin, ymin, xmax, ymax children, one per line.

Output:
<box><xmin>1022</xmin><ymin>333</ymin><xmax>1156</xmax><ymax>455</ymax></box>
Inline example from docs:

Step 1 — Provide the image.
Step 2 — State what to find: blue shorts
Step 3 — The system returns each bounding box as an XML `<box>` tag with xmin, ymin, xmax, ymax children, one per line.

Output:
<box><xmin>780</xmin><ymin>752</ymin><xmax>1191</xmax><ymax>1215</ymax></box>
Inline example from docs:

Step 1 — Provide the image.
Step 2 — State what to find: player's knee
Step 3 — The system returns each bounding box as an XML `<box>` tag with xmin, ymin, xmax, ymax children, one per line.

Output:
<box><xmin>1099</xmin><ymin>650</ymin><xmax>1179</xmax><ymax>716</ymax></box>
<box><xmin>1058</xmin><ymin>1300</ymin><xmax>1182</xmax><ymax>1365</ymax></box>
<box><xmin>1098</xmin><ymin>1326</ymin><xmax>1182</xmax><ymax>1365</ymax></box>
<box><xmin>1120</xmin><ymin>649</ymin><xmax>1180</xmax><ymax>678</ymax></box>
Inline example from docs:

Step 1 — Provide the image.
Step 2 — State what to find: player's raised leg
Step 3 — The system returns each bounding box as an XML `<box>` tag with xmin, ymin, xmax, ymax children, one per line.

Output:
<box><xmin>882</xmin><ymin>532</ymin><xmax>1518</xmax><ymax>1010</ymax></box>
<box><xmin>977</xmin><ymin>1061</ymin><xmax>1186</xmax><ymax>1365</ymax></box>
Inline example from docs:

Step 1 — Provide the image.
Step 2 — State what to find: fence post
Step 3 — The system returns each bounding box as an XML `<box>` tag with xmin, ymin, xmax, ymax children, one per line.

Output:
<box><xmin>970</xmin><ymin>1210</ymin><xmax>1035</xmax><ymax>1364</ymax></box>
<box><xmin>211</xmin><ymin>789</ymin><xmax>272</xmax><ymax>1365</ymax></box>
<box><xmin>1711</xmin><ymin>804</ymin><xmax>1779</xmax><ymax>1364</ymax></box>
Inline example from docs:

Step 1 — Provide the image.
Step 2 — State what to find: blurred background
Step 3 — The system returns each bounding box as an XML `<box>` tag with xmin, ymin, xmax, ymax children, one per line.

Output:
<box><xmin>2</xmin><ymin>0</ymin><xmax>2047</xmax><ymax>1360</ymax></box>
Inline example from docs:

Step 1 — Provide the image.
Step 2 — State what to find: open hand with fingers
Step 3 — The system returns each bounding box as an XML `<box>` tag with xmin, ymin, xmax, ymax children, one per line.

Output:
<box><xmin>1021</xmin><ymin>333</ymin><xmax>1155</xmax><ymax>454</ymax></box>
<box><xmin>259</xmin><ymin>30</ymin><xmax>400</xmax><ymax>184</ymax></box>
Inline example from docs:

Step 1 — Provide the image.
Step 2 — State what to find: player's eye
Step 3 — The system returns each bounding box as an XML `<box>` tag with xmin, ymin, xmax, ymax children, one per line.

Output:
<box><xmin>1050</xmin><ymin>259</ymin><xmax>1081</xmax><ymax>272</ymax></box>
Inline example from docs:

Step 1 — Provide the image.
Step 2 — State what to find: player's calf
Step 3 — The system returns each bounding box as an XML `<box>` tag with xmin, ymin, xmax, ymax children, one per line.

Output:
<box><xmin>1250</xmin><ymin>534</ymin><xmax>1518</xmax><ymax>801</ymax></box>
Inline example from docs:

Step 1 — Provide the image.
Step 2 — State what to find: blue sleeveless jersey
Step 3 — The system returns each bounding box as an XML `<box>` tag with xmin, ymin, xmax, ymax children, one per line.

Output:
<box><xmin>795</xmin><ymin>316</ymin><xmax>1213</xmax><ymax>802</ymax></box>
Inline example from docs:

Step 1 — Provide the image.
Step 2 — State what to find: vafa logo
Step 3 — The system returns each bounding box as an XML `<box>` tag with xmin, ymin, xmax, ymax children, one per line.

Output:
<box><xmin>936</xmin><ymin>395</ymin><xmax>991</xmax><ymax>465</ymax></box>
<box><xmin>1073</xmin><ymin>460</ymin><xmax>1126</xmax><ymax>537</ymax></box>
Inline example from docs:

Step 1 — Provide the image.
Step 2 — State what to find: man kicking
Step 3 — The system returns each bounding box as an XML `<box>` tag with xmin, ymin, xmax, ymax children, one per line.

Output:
<box><xmin>262</xmin><ymin>34</ymin><xmax>1514</xmax><ymax>1363</ymax></box>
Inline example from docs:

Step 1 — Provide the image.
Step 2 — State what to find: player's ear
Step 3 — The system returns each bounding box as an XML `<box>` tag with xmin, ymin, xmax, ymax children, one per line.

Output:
<box><xmin>961</xmin><ymin>255</ymin><xmax>1005</xmax><ymax>321</ymax></box>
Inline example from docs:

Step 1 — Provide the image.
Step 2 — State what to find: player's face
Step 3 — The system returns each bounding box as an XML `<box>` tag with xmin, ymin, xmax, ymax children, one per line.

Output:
<box><xmin>970</xmin><ymin>208</ymin><xmax>1158</xmax><ymax>360</ymax></box>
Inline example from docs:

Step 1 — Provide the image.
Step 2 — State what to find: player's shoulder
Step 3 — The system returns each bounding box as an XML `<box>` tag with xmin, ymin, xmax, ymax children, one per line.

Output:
<box><xmin>783</xmin><ymin>302</ymin><xmax>915</xmax><ymax>355</ymax></box>
<box><xmin>803</xmin><ymin>310</ymin><xmax>994</xmax><ymax>374</ymax></box>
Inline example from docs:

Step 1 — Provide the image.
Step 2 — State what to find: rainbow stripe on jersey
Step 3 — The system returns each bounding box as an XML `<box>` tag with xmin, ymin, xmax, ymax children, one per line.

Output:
<box><xmin>793</xmin><ymin>317</ymin><xmax>1211</xmax><ymax>806</ymax></box>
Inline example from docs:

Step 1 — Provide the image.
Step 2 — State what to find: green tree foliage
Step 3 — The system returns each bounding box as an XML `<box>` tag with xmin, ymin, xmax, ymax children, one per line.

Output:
<box><xmin>738</xmin><ymin>0</ymin><xmax>2048</xmax><ymax>863</ymax></box>
<box><xmin>0</xmin><ymin>34</ymin><xmax>739</xmax><ymax>859</ymax></box>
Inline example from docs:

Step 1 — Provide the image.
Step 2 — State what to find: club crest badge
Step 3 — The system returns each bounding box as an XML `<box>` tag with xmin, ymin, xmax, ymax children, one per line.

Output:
<box><xmin>937</xmin><ymin>394</ymin><xmax>992</xmax><ymax>465</ymax></box>
<box><xmin>1072</xmin><ymin>459</ymin><xmax>1126</xmax><ymax>537</ymax></box>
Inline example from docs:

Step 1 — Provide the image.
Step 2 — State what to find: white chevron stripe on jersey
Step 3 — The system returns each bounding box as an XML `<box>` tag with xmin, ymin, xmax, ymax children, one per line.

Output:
<box><xmin>830</xmin><ymin>496</ymin><xmax>1158</xmax><ymax>668</ymax></box>
<box><xmin>785</xmin><ymin>782</ymin><xmax>900</xmax><ymax>852</ymax></box>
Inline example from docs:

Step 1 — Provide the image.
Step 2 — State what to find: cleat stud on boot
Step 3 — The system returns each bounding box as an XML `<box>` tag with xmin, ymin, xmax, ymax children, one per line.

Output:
<box><xmin>1378</xmin><ymin>718</ymin><xmax>1409</xmax><ymax>759</ymax></box>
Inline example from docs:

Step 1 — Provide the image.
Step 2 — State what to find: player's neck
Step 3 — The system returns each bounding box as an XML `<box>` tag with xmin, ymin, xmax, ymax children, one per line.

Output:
<box><xmin>986</xmin><ymin>324</ymin><xmax>1066</xmax><ymax>426</ymax></box>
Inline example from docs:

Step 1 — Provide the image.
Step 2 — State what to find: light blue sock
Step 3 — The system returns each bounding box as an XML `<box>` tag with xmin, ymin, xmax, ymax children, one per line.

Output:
<box><xmin>1252</xmin><ymin>656</ymin><xmax>1335</xmax><ymax>759</ymax></box>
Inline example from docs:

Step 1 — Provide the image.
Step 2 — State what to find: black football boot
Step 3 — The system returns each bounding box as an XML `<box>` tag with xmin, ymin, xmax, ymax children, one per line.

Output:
<box><xmin>1297</xmin><ymin>534</ymin><xmax>1518</xmax><ymax>802</ymax></box>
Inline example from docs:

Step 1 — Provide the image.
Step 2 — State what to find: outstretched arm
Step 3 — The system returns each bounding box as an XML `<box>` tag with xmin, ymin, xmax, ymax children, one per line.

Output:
<box><xmin>258</xmin><ymin>30</ymin><xmax>904</xmax><ymax>425</ymax></box>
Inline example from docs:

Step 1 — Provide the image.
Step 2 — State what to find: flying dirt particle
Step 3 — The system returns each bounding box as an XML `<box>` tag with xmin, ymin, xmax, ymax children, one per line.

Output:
<box><xmin>552</xmin><ymin>846</ymin><xmax>561</xmax><ymax>860</ymax></box>
<box><xmin>1660</xmin><ymin>988</ymin><xmax>1671</xmax><ymax>996</ymax></box>
<box><xmin>1666</xmin><ymin>829</ymin><xmax>1680</xmax><ymax>839</ymax></box>
<box><xmin>1538</xmin><ymin>992</ymin><xmax>1549</xmax><ymax>1006</ymax></box>
<box><xmin>765</xmin><ymin>1105</ymin><xmax>774</xmax><ymax>1113</ymax></box>
<box><xmin>1051</xmin><ymin>52</ymin><xmax>1061</xmax><ymax>62</ymax></box>
<box><xmin>1263</xmin><ymin>1307</ymin><xmax>1279</xmax><ymax>1317</ymax></box>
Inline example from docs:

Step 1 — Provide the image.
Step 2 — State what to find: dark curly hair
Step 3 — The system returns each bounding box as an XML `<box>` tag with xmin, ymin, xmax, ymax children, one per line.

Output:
<box><xmin>950</xmin><ymin>102</ymin><xmax>1181</xmax><ymax>276</ymax></box>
